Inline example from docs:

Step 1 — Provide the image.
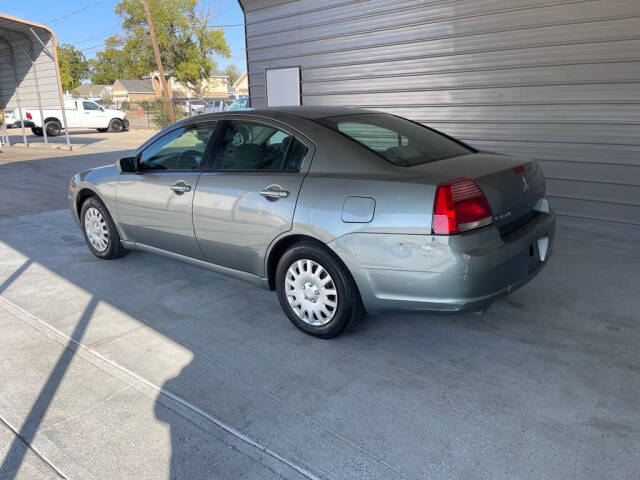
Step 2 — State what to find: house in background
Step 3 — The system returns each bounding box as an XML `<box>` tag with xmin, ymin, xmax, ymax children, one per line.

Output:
<box><xmin>171</xmin><ymin>69</ymin><xmax>230</xmax><ymax>98</ymax></box>
<box><xmin>232</xmin><ymin>72</ymin><xmax>248</xmax><ymax>96</ymax></box>
<box><xmin>73</xmin><ymin>84</ymin><xmax>112</xmax><ymax>101</ymax></box>
<box><xmin>111</xmin><ymin>80</ymin><xmax>158</xmax><ymax>104</ymax></box>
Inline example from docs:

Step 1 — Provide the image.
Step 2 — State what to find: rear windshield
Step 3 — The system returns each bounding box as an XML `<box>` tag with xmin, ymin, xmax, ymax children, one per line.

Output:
<box><xmin>318</xmin><ymin>113</ymin><xmax>474</xmax><ymax>166</ymax></box>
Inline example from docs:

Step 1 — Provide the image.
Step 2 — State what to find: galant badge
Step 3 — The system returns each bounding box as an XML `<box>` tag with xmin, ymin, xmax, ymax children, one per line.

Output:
<box><xmin>522</xmin><ymin>176</ymin><xmax>530</xmax><ymax>193</ymax></box>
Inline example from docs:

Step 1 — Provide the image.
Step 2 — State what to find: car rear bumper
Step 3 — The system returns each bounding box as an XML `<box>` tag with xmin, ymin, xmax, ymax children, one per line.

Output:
<box><xmin>329</xmin><ymin>210</ymin><xmax>555</xmax><ymax>314</ymax></box>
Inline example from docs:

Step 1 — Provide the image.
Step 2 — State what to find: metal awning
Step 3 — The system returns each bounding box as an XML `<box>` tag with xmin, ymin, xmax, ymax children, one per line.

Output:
<box><xmin>0</xmin><ymin>13</ymin><xmax>70</xmax><ymax>149</ymax></box>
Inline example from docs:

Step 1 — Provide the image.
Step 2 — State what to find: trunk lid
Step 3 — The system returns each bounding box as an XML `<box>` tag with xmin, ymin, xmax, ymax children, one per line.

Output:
<box><xmin>409</xmin><ymin>153</ymin><xmax>545</xmax><ymax>235</ymax></box>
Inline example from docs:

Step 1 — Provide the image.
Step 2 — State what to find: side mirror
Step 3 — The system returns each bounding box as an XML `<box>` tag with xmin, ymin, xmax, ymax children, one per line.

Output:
<box><xmin>118</xmin><ymin>156</ymin><xmax>138</xmax><ymax>173</ymax></box>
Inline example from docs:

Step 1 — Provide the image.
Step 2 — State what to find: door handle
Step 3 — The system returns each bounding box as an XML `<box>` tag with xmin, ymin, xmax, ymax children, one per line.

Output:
<box><xmin>260</xmin><ymin>187</ymin><xmax>289</xmax><ymax>199</ymax></box>
<box><xmin>170</xmin><ymin>182</ymin><xmax>192</xmax><ymax>194</ymax></box>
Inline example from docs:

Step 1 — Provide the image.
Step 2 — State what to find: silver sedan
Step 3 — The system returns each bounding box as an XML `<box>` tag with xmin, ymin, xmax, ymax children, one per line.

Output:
<box><xmin>69</xmin><ymin>107</ymin><xmax>555</xmax><ymax>338</ymax></box>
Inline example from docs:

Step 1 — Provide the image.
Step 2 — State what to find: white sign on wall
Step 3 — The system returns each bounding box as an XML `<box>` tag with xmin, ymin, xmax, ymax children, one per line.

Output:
<box><xmin>266</xmin><ymin>67</ymin><xmax>301</xmax><ymax>106</ymax></box>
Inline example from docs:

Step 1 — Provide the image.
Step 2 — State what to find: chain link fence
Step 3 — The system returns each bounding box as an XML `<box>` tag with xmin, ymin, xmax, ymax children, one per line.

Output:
<box><xmin>99</xmin><ymin>97</ymin><xmax>245</xmax><ymax>129</ymax></box>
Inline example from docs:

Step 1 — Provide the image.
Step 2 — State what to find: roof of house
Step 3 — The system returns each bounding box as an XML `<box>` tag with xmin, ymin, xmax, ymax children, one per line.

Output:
<box><xmin>115</xmin><ymin>79</ymin><xmax>155</xmax><ymax>93</ymax></box>
<box><xmin>73</xmin><ymin>84</ymin><xmax>109</xmax><ymax>96</ymax></box>
<box><xmin>233</xmin><ymin>72</ymin><xmax>248</xmax><ymax>88</ymax></box>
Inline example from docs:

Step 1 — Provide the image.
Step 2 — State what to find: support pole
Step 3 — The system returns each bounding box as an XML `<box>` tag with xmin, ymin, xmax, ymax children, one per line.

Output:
<box><xmin>141</xmin><ymin>0</ymin><xmax>175</xmax><ymax>123</ymax></box>
<box><xmin>16</xmin><ymin>96</ymin><xmax>28</xmax><ymax>147</ymax></box>
<box><xmin>30</xmin><ymin>27</ymin><xmax>71</xmax><ymax>151</ymax></box>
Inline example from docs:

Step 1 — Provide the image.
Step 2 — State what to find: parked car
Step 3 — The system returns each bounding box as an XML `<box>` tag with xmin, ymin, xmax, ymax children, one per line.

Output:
<box><xmin>203</xmin><ymin>99</ymin><xmax>225</xmax><ymax>114</ymax></box>
<box><xmin>25</xmin><ymin>99</ymin><xmax>128</xmax><ymax>136</ymax></box>
<box><xmin>69</xmin><ymin>107</ymin><xmax>555</xmax><ymax>338</ymax></box>
<box><xmin>225</xmin><ymin>97</ymin><xmax>249</xmax><ymax>111</ymax></box>
<box><xmin>4</xmin><ymin>109</ymin><xmax>17</xmax><ymax>128</ymax></box>
<box><xmin>181</xmin><ymin>101</ymin><xmax>207</xmax><ymax>115</ymax></box>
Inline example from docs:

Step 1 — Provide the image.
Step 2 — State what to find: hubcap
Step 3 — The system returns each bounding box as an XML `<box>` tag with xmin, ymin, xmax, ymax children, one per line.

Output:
<box><xmin>84</xmin><ymin>207</ymin><xmax>109</xmax><ymax>252</ymax></box>
<box><xmin>285</xmin><ymin>259</ymin><xmax>338</xmax><ymax>326</ymax></box>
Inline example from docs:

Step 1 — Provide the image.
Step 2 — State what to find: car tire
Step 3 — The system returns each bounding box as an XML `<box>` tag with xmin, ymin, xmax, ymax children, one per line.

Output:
<box><xmin>80</xmin><ymin>196</ymin><xmax>128</xmax><ymax>260</ymax></box>
<box><xmin>31</xmin><ymin>127</ymin><xmax>43</xmax><ymax>136</ymax></box>
<box><xmin>275</xmin><ymin>242</ymin><xmax>364</xmax><ymax>338</ymax></box>
<box><xmin>108</xmin><ymin>118</ymin><xmax>124</xmax><ymax>133</ymax></box>
<box><xmin>45</xmin><ymin>120</ymin><xmax>62</xmax><ymax>137</ymax></box>
<box><xmin>97</xmin><ymin>128</ymin><xmax>108</xmax><ymax>133</ymax></box>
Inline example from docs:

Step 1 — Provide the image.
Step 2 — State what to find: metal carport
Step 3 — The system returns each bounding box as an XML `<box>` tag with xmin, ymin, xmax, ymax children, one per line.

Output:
<box><xmin>0</xmin><ymin>13</ymin><xmax>70</xmax><ymax>149</ymax></box>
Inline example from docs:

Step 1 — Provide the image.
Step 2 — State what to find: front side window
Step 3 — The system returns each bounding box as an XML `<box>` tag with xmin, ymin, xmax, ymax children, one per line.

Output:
<box><xmin>83</xmin><ymin>101</ymin><xmax>101</xmax><ymax>111</ymax></box>
<box><xmin>318</xmin><ymin>113</ymin><xmax>473</xmax><ymax>166</ymax></box>
<box><xmin>214</xmin><ymin>121</ymin><xmax>307</xmax><ymax>171</ymax></box>
<box><xmin>140</xmin><ymin>122</ymin><xmax>217</xmax><ymax>170</ymax></box>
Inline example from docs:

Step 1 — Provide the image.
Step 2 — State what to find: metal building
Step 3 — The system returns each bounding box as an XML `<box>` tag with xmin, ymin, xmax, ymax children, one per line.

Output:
<box><xmin>239</xmin><ymin>0</ymin><xmax>640</xmax><ymax>225</ymax></box>
<box><xmin>0</xmin><ymin>13</ymin><xmax>70</xmax><ymax>148</ymax></box>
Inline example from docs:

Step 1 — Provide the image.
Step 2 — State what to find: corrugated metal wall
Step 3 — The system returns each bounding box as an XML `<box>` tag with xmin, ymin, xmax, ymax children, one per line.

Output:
<box><xmin>241</xmin><ymin>0</ymin><xmax>640</xmax><ymax>225</ymax></box>
<box><xmin>0</xmin><ymin>17</ymin><xmax>61</xmax><ymax>110</ymax></box>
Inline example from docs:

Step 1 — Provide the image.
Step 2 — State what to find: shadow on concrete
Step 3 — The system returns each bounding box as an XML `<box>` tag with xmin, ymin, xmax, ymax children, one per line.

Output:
<box><xmin>0</xmin><ymin>149</ymin><xmax>132</xmax><ymax>218</ymax></box>
<box><xmin>0</xmin><ymin>296</ymin><xmax>97</xmax><ymax>479</ymax></box>
<box><xmin>0</xmin><ymin>154</ymin><xmax>639</xmax><ymax>478</ymax></box>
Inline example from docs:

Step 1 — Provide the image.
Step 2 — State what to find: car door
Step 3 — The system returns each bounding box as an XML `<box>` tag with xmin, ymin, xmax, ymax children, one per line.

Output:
<box><xmin>116</xmin><ymin>121</ymin><xmax>219</xmax><ymax>258</ymax></box>
<box><xmin>193</xmin><ymin>117</ymin><xmax>314</xmax><ymax>276</ymax></box>
<box><xmin>81</xmin><ymin>101</ymin><xmax>107</xmax><ymax>128</ymax></box>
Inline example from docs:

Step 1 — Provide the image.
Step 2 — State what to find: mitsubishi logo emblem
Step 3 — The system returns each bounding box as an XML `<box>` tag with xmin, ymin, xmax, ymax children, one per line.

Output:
<box><xmin>522</xmin><ymin>176</ymin><xmax>530</xmax><ymax>193</ymax></box>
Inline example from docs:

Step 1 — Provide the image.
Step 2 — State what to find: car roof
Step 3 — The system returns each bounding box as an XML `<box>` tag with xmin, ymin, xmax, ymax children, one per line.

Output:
<box><xmin>184</xmin><ymin>105</ymin><xmax>375</xmax><ymax>123</ymax></box>
<box><xmin>246</xmin><ymin>105</ymin><xmax>374</xmax><ymax>120</ymax></box>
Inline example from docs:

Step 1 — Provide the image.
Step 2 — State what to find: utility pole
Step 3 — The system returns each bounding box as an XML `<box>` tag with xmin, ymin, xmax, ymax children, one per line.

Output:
<box><xmin>141</xmin><ymin>0</ymin><xmax>175</xmax><ymax>123</ymax></box>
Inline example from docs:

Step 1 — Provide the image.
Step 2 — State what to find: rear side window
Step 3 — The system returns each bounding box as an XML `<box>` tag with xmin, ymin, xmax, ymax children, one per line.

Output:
<box><xmin>214</xmin><ymin>121</ymin><xmax>308</xmax><ymax>171</ymax></box>
<box><xmin>318</xmin><ymin>113</ymin><xmax>473</xmax><ymax>166</ymax></box>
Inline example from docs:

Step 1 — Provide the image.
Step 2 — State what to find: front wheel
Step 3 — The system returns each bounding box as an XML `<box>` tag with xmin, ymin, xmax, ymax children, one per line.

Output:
<box><xmin>275</xmin><ymin>242</ymin><xmax>364</xmax><ymax>338</ymax></box>
<box><xmin>31</xmin><ymin>127</ymin><xmax>43</xmax><ymax>136</ymax></box>
<box><xmin>108</xmin><ymin>118</ymin><xmax>124</xmax><ymax>132</ymax></box>
<box><xmin>80</xmin><ymin>196</ymin><xmax>128</xmax><ymax>260</ymax></box>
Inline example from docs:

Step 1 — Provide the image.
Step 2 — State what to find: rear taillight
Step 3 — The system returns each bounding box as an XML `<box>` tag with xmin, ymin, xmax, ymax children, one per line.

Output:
<box><xmin>432</xmin><ymin>178</ymin><xmax>493</xmax><ymax>235</ymax></box>
<box><xmin>26</xmin><ymin>112</ymin><xmax>32</xmax><ymax>120</ymax></box>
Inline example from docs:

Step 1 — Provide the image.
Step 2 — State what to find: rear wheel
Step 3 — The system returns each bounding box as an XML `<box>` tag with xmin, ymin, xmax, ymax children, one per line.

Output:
<box><xmin>80</xmin><ymin>196</ymin><xmax>128</xmax><ymax>260</ymax></box>
<box><xmin>108</xmin><ymin>118</ymin><xmax>124</xmax><ymax>132</ymax></box>
<box><xmin>31</xmin><ymin>127</ymin><xmax>43</xmax><ymax>136</ymax></box>
<box><xmin>275</xmin><ymin>242</ymin><xmax>364</xmax><ymax>338</ymax></box>
<box><xmin>45</xmin><ymin>119</ymin><xmax>62</xmax><ymax>137</ymax></box>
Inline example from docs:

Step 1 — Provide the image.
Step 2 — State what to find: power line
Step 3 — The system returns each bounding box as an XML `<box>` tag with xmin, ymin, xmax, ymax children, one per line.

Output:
<box><xmin>47</xmin><ymin>0</ymin><xmax>105</xmax><ymax>25</ymax></box>
<box><xmin>207</xmin><ymin>24</ymin><xmax>245</xmax><ymax>28</ymax></box>
<box><xmin>72</xmin><ymin>26</ymin><xmax>121</xmax><ymax>45</ymax></box>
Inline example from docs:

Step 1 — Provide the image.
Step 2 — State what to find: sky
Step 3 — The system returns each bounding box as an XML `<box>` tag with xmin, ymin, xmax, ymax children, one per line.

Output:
<box><xmin>3</xmin><ymin>0</ymin><xmax>247</xmax><ymax>72</ymax></box>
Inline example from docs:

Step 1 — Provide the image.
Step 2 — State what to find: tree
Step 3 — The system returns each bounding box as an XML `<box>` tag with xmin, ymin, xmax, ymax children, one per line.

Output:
<box><xmin>89</xmin><ymin>38</ymin><xmax>147</xmax><ymax>85</ymax></box>
<box><xmin>224</xmin><ymin>64</ymin><xmax>240</xmax><ymax>85</ymax></box>
<box><xmin>102</xmin><ymin>0</ymin><xmax>230</xmax><ymax>95</ymax></box>
<box><xmin>57</xmin><ymin>44</ymin><xmax>89</xmax><ymax>92</ymax></box>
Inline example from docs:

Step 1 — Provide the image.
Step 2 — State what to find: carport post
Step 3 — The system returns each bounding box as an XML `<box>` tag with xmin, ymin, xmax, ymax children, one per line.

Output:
<box><xmin>10</xmin><ymin>33</ymin><xmax>48</xmax><ymax>145</ymax></box>
<box><xmin>15</xmin><ymin>95</ymin><xmax>28</xmax><ymax>147</ymax></box>
<box><xmin>30</xmin><ymin>27</ymin><xmax>70</xmax><ymax>151</ymax></box>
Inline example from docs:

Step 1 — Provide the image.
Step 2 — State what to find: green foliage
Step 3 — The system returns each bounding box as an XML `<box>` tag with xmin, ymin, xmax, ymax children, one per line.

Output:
<box><xmin>89</xmin><ymin>37</ymin><xmax>148</xmax><ymax>85</ymax></box>
<box><xmin>151</xmin><ymin>100</ymin><xmax>186</xmax><ymax>128</ymax></box>
<box><xmin>57</xmin><ymin>44</ymin><xmax>89</xmax><ymax>92</ymax></box>
<box><xmin>95</xmin><ymin>0</ymin><xmax>230</xmax><ymax>93</ymax></box>
<box><xmin>224</xmin><ymin>64</ymin><xmax>241</xmax><ymax>85</ymax></box>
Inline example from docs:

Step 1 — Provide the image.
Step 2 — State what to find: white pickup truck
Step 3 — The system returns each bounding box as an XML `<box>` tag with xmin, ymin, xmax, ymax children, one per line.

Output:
<box><xmin>24</xmin><ymin>99</ymin><xmax>129</xmax><ymax>137</ymax></box>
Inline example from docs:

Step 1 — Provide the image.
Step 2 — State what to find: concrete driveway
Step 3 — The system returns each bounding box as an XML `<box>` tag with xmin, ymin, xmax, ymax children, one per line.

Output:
<box><xmin>0</xmin><ymin>134</ymin><xmax>638</xmax><ymax>479</ymax></box>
